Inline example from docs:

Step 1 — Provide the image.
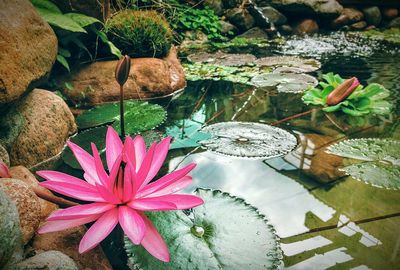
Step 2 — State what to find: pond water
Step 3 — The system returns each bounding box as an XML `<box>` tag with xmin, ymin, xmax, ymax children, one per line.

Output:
<box><xmin>59</xmin><ymin>33</ymin><xmax>400</xmax><ymax>269</ymax></box>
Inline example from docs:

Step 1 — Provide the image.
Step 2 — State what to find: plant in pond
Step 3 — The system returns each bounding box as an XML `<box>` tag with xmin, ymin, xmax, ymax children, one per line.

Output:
<box><xmin>327</xmin><ymin>138</ymin><xmax>400</xmax><ymax>190</ymax></box>
<box><xmin>105</xmin><ymin>10</ymin><xmax>173</xmax><ymax>58</ymax></box>
<box><xmin>31</xmin><ymin>0</ymin><xmax>121</xmax><ymax>71</ymax></box>
<box><xmin>125</xmin><ymin>189</ymin><xmax>282</xmax><ymax>269</ymax></box>
<box><xmin>37</xmin><ymin>126</ymin><xmax>204</xmax><ymax>261</ymax></box>
<box><xmin>349</xmin><ymin>28</ymin><xmax>400</xmax><ymax>46</ymax></box>
<box><xmin>303</xmin><ymin>73</ymin><xmax>392</xmax><ymax>116</ymax></box>
<box><xmin>251</xmin><ymin>73</ymin><xmax>318</xmax><ymax>93</ymax></box>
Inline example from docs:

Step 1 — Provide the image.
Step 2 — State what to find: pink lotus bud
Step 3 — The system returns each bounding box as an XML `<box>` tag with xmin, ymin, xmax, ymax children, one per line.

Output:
<box><xmin>327</xmin><ymin>77</ymin><xmax>360</xmax><ymax>106</ymax></box>
<box><xmin>115</xmin><ymin>55</ymin><xmax>131</xmax><ymax>86</ymax></box>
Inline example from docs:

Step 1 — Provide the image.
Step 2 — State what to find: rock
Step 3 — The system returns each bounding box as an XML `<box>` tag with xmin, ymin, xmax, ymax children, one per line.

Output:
<box><xmin>60</xmin><ymin>47</ymin><xmax>186</xmax><ymax>106</ymax></box>
<box><xmin>331</xmin><ymin>14</ymin><xmax>350</xmax><ymax>29</ymax></box>
<box><xmin>52</xmin><ymin>0</ymin><xmax>103</xmax><ymax>20</ymax></box>
<box><xmin>259</xmin><ymin>6</ymin><xmax>287</xmax><ymax>26</ymax></box>
<box><xmin>362</xmin><ymin>6</ymin><xmax>382</xmax><ymax>26</ymax></box>
<box><xmin>388</xmin><ymin>17</ymin><xmax>400</xmax><ymax>28</ymax></box>
<box><xmin>237</xmin><ymin>27</ymin><xmax>269</xmax><ymax>39</ymax></box>
<box><xmin>271</xmin><ymin>0</ymin><xmax>343</xmax><ymax>17</ymax></box>
<box><xmin>0</xmin><ymin>189</ymin><xmax>23</xmax><ymax>269</ymax></box>
<box><xmin>350</xmin><ymin>20</ymin><xmax>367</xmax><ymax>30</ymax></box>
<box><xmin>225</xmin><ymin>8</ymin><xmax>255</xmax><ymax>31</ymax></box>
<box><xmin>0</xmin><ymin>178</ymin><xmax>41</xmax><ymax>244</ymax></box>
<box><xmin>220</xmin><ymin>20</ymin><xmax>238</xmax><ymax>35</ymax></box>
<box><xmin>15</xmin><ymin>250</ymin><xmax>78</xmax><ymax>270</ymax></box>
<box><xmin>9</xmin><ymin>166</ymin><xmax>58</xmax><ymax>219</ymax></box>
<box><xmin>204</xmin><ymin>0</ymin><xmax>224</xmax><ymax>16</ymax></box>
<box><xmin>294</xmin><ymin>19</ymin><xmax>319</xmax><ymax>35</ymax></box>
<box><xmin>365</xmin><ymin>25</ymin><xmax>376</xmax><ymax>31</ymax></box>
<box><xmin>224</xmin><ymin>0</ymin><xmax>241</xmax><ymax>8</ymax></box>
<box><xmin>33</xmin><ymin>226</ymin><xmax>112</xmax><ymax>270</ymax></box>
<box><xmin>381</xmin><ymin>7</ymin><xmax>398</xmax><ymax>20</ymax></box>
<box><xmin>0</xmin><ymin>0</ymin><xmax>57</xmax><ymax>104</ymax></box>
<box><xmin>0</xmin><ymin>144</ymin><xmax>9</xmax><ymax>166</ymax></box>
<box><xmin>0</xmin><ymin>89</ymin><xmax>77</xmax><ymax>168</ymax></box>
<box><xmin>342</xmin><ymin>7</ymin><xmax>364</xmax><ymax>23</ymax></box>
<box><xmin>279</xmin><ymin>24</ymin><xmax>293</xmax><ymax>34</ymax></box>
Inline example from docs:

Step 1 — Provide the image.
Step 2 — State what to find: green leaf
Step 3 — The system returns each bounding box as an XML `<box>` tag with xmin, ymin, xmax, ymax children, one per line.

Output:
<box><xmin>166</xmin><ymin>119</ymin><xmax>211</xmax><ymax>150</ymax></box>
<box><xmin>31</xmin><ymin>0</ymin><xmax>61</xmax><ymax>13</ymax></box>
<box><xmin>250</xmin><ymin>73</ymin><xmax>318</xmax><ymax>93</ymax></box>
<box><xmin>64</xmin><ymin>13</ymin><xmax>101</xmax><ymax>28</ymax></box>
<box><xmin>76</xmin><ymin>101</ymin><xmax>167</xmax><ymax>134</ymax></box>
<box><xmin>56</xmin><ymin>54</ymin><xmax>70</xmax><ymax>71</ymax></box>
<box><xmin>35</xmin><ymin>8</ymin><xmax>87</xmax><ymax>33</ymax></box>
<box><xmin>58</xmin><ymin>47</ymin><xmax>71</xmax><ymax>58</ymax></box>
<box><xmin>125</xmin><ymin>189</ymin><xmax>283</xmax><ymax>270</ymax></box>
<box><xmin>327</xmin><ymin>138</ymin><xmax>400</xmax><ymax>189</ymax></box>
<box><xmin>94</xmin><ymin>29</ymin><xmax>122</xmax><ymax>59</ymax></box>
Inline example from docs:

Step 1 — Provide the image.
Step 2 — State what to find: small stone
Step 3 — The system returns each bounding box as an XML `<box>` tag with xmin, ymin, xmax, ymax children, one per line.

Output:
<box><xmin>270</xmin><ymin>0</ymin><xmax>343</xmax><ymax>17</ymax></box>
<box><xmin>0</xmin><ymin>178</ymin><xmax>41</xmax><ymax>244</ymax></box>
<box><xmin>225</xmin><ymin>8</ymin><xmax>255</xmax><ymax>31</ymax></box>
<box><xmin>260</xmin><ymin>6</ymin><xmax>287</xmax><ymax>25</ymax></box>
<box><xmin>0</xmin><ymin>144</ymin><xmax>9</xmax><ymax>166</ymax></box>
<box><xmin>294</xmin><ymin>19</ymin><xmax>319</xmax><ymax>35</ymax></box>
<box><xmin>279</xmin><ymin>24</ymin><xmax>293</xmax><ymax>34</ymax></box>
<box><xmin>351</xmin><ymin>20</ymin><xmax>367</xmax><ymax>30</ymax></box>
<box><xmin>381</xmin><ymin>7</ymin><xmax>398</xmax><ymax>19</ymax></box>
<box><xmin>220</xmin><ymin>20</ymin><xmax>238</xmax><ymax>35</ymax></box>
<box><xmin>237</xmin><ymin>27</ymin><xmax>269</xmax><ymax>39</ymax></box>
<box><xmin>388</xmin><ymin>17</ymin><xmax>400</xmax><ymax>28</ymax></box>
<box><xmin>342</xmin><ymin>7</ymin><xmax>364</xmax><ymax>23</ymax></box>
<box><xmin>362</xmin><ymin>6</ymin><xmax>382</xmax><ymax>26</ymax></box>
<box><xmin>15</xmin><ymin>250</ymin><xmax>78</xmax><ymax>270</ymax></box>
<box><xmin>365</xmin><ymin>25</ymin><xmax>376</xmax><ymax>31</ymax></box>
<box><xmin>32</xmin><ymin>226</ymin><xmax>112</xmax><ymax>270</ymax></box>
<box><xmin>204</xmin><ymin>0</ymin><xmax>224</xmax><ymax>16</ymax></box>
<box><xmin>331</xmin><ymin>14</ymin><xmax>350</xmax><ymax>29</ymax></box>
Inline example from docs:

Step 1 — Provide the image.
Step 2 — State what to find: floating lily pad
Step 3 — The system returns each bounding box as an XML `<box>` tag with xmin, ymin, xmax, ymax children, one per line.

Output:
<box><xmin>327</xmin><ymin>138</ymin><xmax>400</xmax><ymax>189</ymax></box>
<box><xmin>62</xmin><ymin>126</ymin><xmax>164</xmax><ymax>169</ymax></box>
<box><xmin>125</xmin><ymin>189</ymin><xmax>282</xmax><ymax>270</ymax></box>
<box><xmin>250</xmin><ymin>73</ymin><xmax>318</xmax><ymax>93</ymax></box>
<box><xmin>255</xmin><ymin>56</ymin><xmax>321</xmax><ymax>73</ymax></box>
<box><xmin>187</xmin><ymin>51</ymin><xmax>257</xmax><ymax>67</ymax></box>
<box><xmin>200</xmin><ymin>122</ymin><xmax>297</xmax><ymax>159</ymax></box>
<box><xmin>166</xmin><ymin>119</ymin><xmax>212</xmax><ymax>150</ymax></box>
<box><xmin>76</xmin><ymin>101</ymin><xmax>167</xmax><ymax>133</ymax></box>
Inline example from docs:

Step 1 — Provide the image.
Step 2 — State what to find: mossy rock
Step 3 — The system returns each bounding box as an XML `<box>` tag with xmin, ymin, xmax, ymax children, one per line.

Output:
<box><xmin>105</xmin><ymin>10</ymin><xmax>173</xmax><ymax>58</ymax></box>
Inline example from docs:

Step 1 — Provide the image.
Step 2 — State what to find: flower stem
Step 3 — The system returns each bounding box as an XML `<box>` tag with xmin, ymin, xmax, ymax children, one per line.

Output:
<box><xmin>120</xmin><ymin>84</ymin><xmax>125</xmax><ymax>138</ymax></box>
<box><xmin>32</xmin><ymin>186</ymin><xmax>78</xmax><ymax>208</ymax></box>
<box><xmin>270</xmin><ymin>108</ymin><xmax>321</xmax><ymax>126</ymax></box>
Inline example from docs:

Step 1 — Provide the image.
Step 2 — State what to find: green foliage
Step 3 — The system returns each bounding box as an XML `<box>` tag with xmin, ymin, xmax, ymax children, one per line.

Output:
<box><xmin>105</xmin><ymin>10</ymin><xmax>173</xmax><ymax>58</ymax></box>
<box><xmin>31</xmin><ymin>0</ymin><xmax>122</xmax><ymax>71</ymax></box>
<box><xmin>328</xmin><ymin>139</ymin><xmax>400</xmax><ymax>189</ymax></box>
<box><xmin>125</xmin><ymin>189</ymin><xmax>282</xmax><ymax>269</ymax></box>
<box><xmin>351</xmin><ymin>28</ymin><xmax>400</xmax><ymax>45</ymax></box>
<box><xmin>76</xmin><ymin>101</ymin><xmax>167</xmax><ymax>134</ymax></box>
<box><xmin>302</xmin><ymin>73</ymin><xmax>392</xmax><ymax>116</ymax></box>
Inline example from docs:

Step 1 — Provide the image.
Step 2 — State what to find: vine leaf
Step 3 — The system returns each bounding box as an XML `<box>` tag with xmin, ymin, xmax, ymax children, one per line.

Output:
<box><xmin>76</xmin><ymin>101</ymin><xmax>167</xmax><ymax>134</ymax></box>
<box><xmin>125</xmin><ymin>189</ymin><xmax>282</xmax><ymax>270</ymax></box>
<box><xmin>327</xmin><ymin>138</ymin><xmax>400</xmax><ymax>189</ymax></box>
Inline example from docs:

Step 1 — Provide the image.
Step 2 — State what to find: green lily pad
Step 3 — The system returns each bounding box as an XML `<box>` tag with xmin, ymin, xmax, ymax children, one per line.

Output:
<box><xmin>125</xmin><ymin>189</ymin><xmax>282</xmax><ymax>270</ymax></box>
<box><xmin>327</xmin><ymin>138</ymin><xmax>400</xmax><ymax>189</ymax></box>
<box><xmin>166</xmin><ymin>119</ymin><xmax>212</xmax><ymax>150</ymax></box>
<box><xmin>76</xmin><ymin>101</ymin><xmax>167</xmax><ymax>134</ymax></box>
<box><xmin>250</xmin><ymin>73</ymin><xmax>318</xmax><ymax>93</ymax></box>
<box><xmin>255</xmin><ymin>56</ymin><xmax>321</xmax><ymax>73</ymax></box>
<box><xmin>200</xmin><ymin>122</ymin><xmax>297</xmax><ymax>159</ymax></box>
<box><xmin>62</xmin><ymin>126</ymin><xmax>164</xmax><ymax>169</ymax></box>
<box><xmin>187</xmin><ymin>51</ymin><xmax>257</xmax><ymax>67</ymax></box>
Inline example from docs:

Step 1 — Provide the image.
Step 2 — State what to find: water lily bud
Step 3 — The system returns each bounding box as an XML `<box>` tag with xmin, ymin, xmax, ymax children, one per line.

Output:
<box><xmin>327</xmin><ymin>77</ymin><xmax>360</xmax><ymax>106</ymax></box>
<box><xmin>115</xmin><ymin>55</ymin><xmax>131</xmax><ymax>86</ymax></box>
<box><xmin>0</xmin><ymin>161</ymin><xmax>11</xmax><ymax>178</ymax></box>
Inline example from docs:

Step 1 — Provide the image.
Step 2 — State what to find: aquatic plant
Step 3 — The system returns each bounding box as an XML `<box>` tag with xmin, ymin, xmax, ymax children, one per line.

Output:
<box><xmin>125</xmin><ymin>189</ymin><xmax>283</xmax><ymax>269</ymax></box>
<box><xmin>303</xmin><ymin>73</ymin><xmax>392</xmax><ymax>116</ymax></box>
<box><xmin>349</xmin><ymin>28</ymin><xmax>400</xmax><ymax>46</ymax></box>
<box><xmin>251</xmin><ymin>73</ymin><xmax>318</xmax><ymax>93</ymax></box>
<box><xmin>105</xmin><ymin>10</ymin><xmax>173</xmax><ymax>58</ymax></box>
<box><xmin>37</xmin><ymin>126</ymin><xmax>204</xmax><ymax>261</ymax></box>
<box><xmin>327</xmin><ymin>138</ymin><xmax>400</xmax><ymax>190</ymax></box>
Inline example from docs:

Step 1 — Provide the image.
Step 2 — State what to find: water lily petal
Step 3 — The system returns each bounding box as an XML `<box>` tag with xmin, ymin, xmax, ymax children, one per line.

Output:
<box><xmin>38</xmin><ymin>214</ymin><xmax>101</xmax><ymax>233</ymax></box>
<box><xmin>40</xmin><ymin>181</ymin><xmax>105</xmax><ymax>202</ymax></box>
<box><xmin>141</xmin><ymin>137</ymin><xmax>171</xmax><ymax>188</ymax></box>
<box><xmin>127</xmin><ymin>198</ymin><xmax>177</xmax><ymax>211</ymax></box>
<box><xmin>135</xmin><ymin>194</ymin><xmax>203</xmax><ymax>210</ymax></box>
<box><xmin>136</xmin><ymin>143</ymin><xmax>156</xmax><ymax>190</ymax></box>
<box><xmin>0</xmin><ymin>161</ymin><xmax>11</xmax><ymax>178</ymax></box>
<box><xmin>107</xmin><ymin>154</ymin><xmax>123</xmax><ymax>190</ymax></box>
<box><xmin>79</xmin><ymin>208</ymin><xmax>119</xmax><ymax>253</ymax></box>
<box><xmin>91</xmin><ymin>143</ymin><xmax>108</xmax><ymax>187</ymax></box>
<box><xmin>47</xmin><ymin>203</ymin><xmax>115</xmax><ymax>221</ymax></box>
<box><xmin>140</xmin><ymin>213</ymin><xmax>170</xmax><ymax>262</ymax></box>
<box><xmin>137</xmin><ymin>163</ymin><xmax>196</xmax><ymax>198</ymax></box>
<box><xmin>106</xmin><ymin>126</ymin><xmax>123</xmax><ymax>171</ymax></box>
<box><xmin>133</xmin><ymin>135</ymin><xmax>146</xmax><ymax>171</ymax></box>
<box><xmin>96</xmin><ymin>183</ymin><xmax>121</xmax><ymax>204</ymax></box>
<box><xmin>67</xmin><ymin>141</ymin><xmax>98</xmax><ymax>185</ymax></box>
<box><xmin>119</xmin><ymin>206</ymin><xmax>146</xmax><ymax>245</ymax></box>
<box><xmin>146</xmin><ymin>176</ymin><xmax>192</xmax><ymax>198</ymax></box>
<box><xmin>122</xmin><ymin>164</ymin><xmax>134</xmax><ymax>202</ymax></box>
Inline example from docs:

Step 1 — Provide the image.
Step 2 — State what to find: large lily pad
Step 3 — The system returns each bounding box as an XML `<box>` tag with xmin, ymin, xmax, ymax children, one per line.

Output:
<box><xmin>250</xmin><ymin>73</ymin><xmax>318</xmax><ymax>93</ymax></box>
<box><xmin>125</xmin><ymin>189</ymin><xmax>282</xmax><ymax>270</ymax></box>
<box><xmin>62</xmin><ymin>127</ymin><xmax>164</xmax><ymax>169</ymax></box>
<box><xmin>200</xmin><ymin>122</ymin><xmax>297</xmax><ymax>159</ymax></box>
<box><xmin>327</xmin><ymin>138</ymin><xmax>400</xmax><ymax>189</ymax></box>
<box><xmin>187</xmin><ymin>51</ymin><xmax>257</xmax><ymax>67</ymax></box>
<box><xmin>255</xmin><ymin>56</ymin><xmax>321</xmax><ymax>73</ymax></box>
<box><xmin>76</xmin><ymin>101</ymin><xmax>167</xmax><ymax>134</ymax></box>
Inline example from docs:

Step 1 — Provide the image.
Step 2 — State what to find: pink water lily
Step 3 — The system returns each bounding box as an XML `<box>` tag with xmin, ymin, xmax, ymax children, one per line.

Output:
<box><xmin>37</xmin><ymin>126</ymin><xmax>203</xmax><ymax>262</ymax></box>
<box><xmin>0</xmin><ymin>161</ymin><xmax>11</xmax><ymax>178</ymax></box>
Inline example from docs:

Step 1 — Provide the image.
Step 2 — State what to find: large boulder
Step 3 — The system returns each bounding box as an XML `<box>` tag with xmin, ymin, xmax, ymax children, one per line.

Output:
<box><xmin>0</xmin><ymin>178</ymin><xmax>42</xmax><ymax>244</ymax></box>
<box><xmin>271</xmin><ymin>0</ymin><xmax>343</xmax><ymax>17</ymax></box>
<box><xmin>342</xmin><ymin>7</ymin><xmax>364</xmax><ymax>23</ymax></box>
<box><xmin>362</xmin><ymin>6</ymin><xmax>382</xmax><ymax>26</ymax></box>
<box><xmin>60</xmin><ymin>47</ymin><xmax>186</xmax><ymax>105</ymax></box>
<box><xmin>0</xmin><ymin>189</ymin><xmax>23</xmax><ymax>269</ymax></box>
<box><xmin>0</xmin><ymin>0</ymin><xmax>57</xmax><ymax>104</ymax></box>
<box><xmin>0</xmin><ymin>144</ymin><xmax>9</xmax><ymax>166</ymax></box>
<box><xmin>294</xmin><ymin>19</ymin><xmax>319</xmax><ymax>35</ymax></box>
<box><xmin>0</xmin><ymin>89</ymin><xmax>77</xmax><ymax>168</ymax></box>
<box><xmin>33</xmin><ymin>226</ymin><xmax>112</xmax><ymax>270</ymax></box>
<box><xmin>225</xmin><ymin>8</ymin><xmax>255</xmax><ymax>32</ymax></box>
<box><xmin>259</xmin><ymin>6</ymin><xmax>287</xmax><ymax>26</ymax></box>
<box><xmin>15</xmin><ymin>251</ymin><xmax>78</xmax><ymax>270</ymax></box>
